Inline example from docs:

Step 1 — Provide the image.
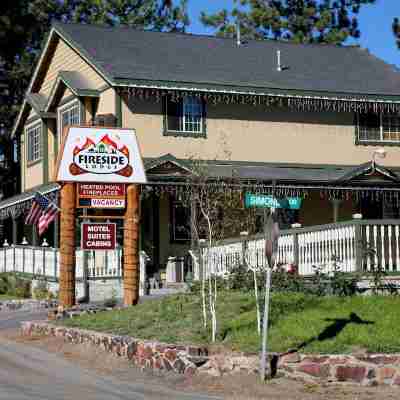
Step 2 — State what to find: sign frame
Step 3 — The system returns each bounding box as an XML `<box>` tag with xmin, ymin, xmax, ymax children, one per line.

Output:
<box><xmin>81</xmin><ymin>221</ymin><xmax>117</xmax><ymax>250</ymax></box>
<box><xmin>54</xmin><ymin>125</ymin><xmax>147</xmax><ymax>184</ymax></box>
<box><xmin>76</xmin><ymin>182</ymin><xmax>126</xmax><ymax>209</ymax></box>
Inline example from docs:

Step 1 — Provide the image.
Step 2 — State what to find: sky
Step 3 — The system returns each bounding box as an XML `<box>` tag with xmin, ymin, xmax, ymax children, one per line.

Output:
<box><xmin>187</xmin><ymin>0</ymin><xmax>400</xmax><ymax>67</ymax></box>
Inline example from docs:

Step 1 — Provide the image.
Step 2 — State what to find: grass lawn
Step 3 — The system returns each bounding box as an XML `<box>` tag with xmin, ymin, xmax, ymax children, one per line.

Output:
<box><xmin>60</xmin><ymin>291</ymin><xmax>400</xmax><ymax>354</ymax></box>
<box><xmin>0</xmin><ymin>294</ymin><xmax>21</xmax><ymax>300</ymax></box>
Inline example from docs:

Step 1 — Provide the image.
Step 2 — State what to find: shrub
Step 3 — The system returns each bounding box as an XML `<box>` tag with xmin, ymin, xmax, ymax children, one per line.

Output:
<box><xmin>32</xmin><ymin>279</ymin><xmax>49</xmax><ymax>300</ymax></box>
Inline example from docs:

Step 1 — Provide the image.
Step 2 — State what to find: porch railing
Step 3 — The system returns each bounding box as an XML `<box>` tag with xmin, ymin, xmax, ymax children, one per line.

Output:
<box><xmin>0</xmin><ymin>245</ymin><xmax>124</xmax><ymax>280</ymax></box>
<box><xmin>191</xmin><ymin>219</ymin><xmax>400</xmax><ymax>277</ymax></box>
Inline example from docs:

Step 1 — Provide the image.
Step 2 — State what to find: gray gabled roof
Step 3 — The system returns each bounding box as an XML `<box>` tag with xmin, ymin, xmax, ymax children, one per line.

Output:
<box><xmin>53</xmin><ymin>22</ymin><xmax>400</xmax><ymax>99</ymax></box>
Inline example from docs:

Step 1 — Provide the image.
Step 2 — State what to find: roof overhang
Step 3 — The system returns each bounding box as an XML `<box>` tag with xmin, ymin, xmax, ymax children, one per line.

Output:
<box><xmin>0</xmin><ymin>183</ymin><xmax>60</xmax><ymax>220</ymax></box>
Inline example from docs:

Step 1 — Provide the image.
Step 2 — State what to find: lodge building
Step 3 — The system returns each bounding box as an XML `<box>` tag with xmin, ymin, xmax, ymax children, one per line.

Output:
<box><xmin>2</xmin><ymin>22</ymin><xmax>400</xmax><ymax>273</ymax></box>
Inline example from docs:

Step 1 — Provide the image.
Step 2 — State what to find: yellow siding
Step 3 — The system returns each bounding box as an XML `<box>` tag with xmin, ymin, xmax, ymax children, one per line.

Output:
<box><xmin>122</xmin><ymin>98</ymin><xmax>400</xmax><ymax>167</ymax></box>
<box><xmin>25</xmin><ymin>162</ymin><xmax>43</xmax><ymax>190</ymax></box>
<box><xmin>97</xmin><ymin>88</ymin><xmax>115</xmax><ymax>115</ymax></box>
<box><xmin>39</xmin><ymin>39</ymin><xmax>106</xmax><ymax>97</ymax></box>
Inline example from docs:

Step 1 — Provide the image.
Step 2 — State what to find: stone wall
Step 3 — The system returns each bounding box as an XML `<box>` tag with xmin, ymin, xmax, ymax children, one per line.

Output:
<box><xmin>20</xmin><ymin>321</ymin><xmax>400</xmax><ymax>386</ymax></box>
<box><xmin>279</xmin><ymin>352</ymin><xmax>400</xmax><ymax>386</ymax></box>
<box><xmin>21</xmin><ymin>321</ymin><xmax>208</xmax><ymax>377</ymax></box>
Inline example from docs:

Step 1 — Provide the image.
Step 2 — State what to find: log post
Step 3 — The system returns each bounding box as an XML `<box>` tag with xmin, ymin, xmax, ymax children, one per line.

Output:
<box><xmin>59</xmin><ymin>183</ymin><xmax>76</xmax><ymax>308</ymax></box>
<box><xmin>123</xmin><ymin>184</ymin><xmax>140</xmax><ymax>305</ymax></box>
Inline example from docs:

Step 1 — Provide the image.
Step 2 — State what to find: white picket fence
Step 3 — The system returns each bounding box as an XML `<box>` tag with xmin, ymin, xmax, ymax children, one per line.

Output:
<box><xmin>0</xmin><ymin>245</ymin><xmax>123</xmax><ymax>280</ymax></box>
<box><xmin>191</xmin><ymin>220</ymin><xmax>400</xmax><ymax>277</ymax></box>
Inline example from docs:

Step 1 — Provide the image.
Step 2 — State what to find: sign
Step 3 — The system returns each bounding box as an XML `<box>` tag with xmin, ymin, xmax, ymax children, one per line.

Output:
<box><xmin>244</xmin><ymin>193</ymin><xmax>302</xmax><ymax>210</ymax></box>
<box><xmin>56</xmin><ymin>127</ymin><xmax>147</xmax><ymax>184</ymax></box>
<box><xmin>77</xmin><ymin>183</ymin><xmax>126</xmax><ymax>209</ymax></box>
<box><xmin>81</xmin><ymin>223</ymin><xmax>116</xmax><ymax>250</ymax></box>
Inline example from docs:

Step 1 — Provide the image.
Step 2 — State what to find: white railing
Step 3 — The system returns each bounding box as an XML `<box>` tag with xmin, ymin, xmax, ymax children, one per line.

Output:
<box><xmin>0</xmin><ymin>245</ymin><xmax>124</xmax><ymax>280</ymax></box>
<box><xmin>190</xmin><ymin>220</ymin><xmax>400</xmax><ymax>277</ymax></box>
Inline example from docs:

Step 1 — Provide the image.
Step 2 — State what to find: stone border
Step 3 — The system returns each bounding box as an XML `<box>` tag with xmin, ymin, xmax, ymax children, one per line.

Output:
<box><xmin>21</xmin><ymin>321</ymin><xmax>208</xmax><ymax>376</ymax></box>
<box><xmin>279</xmin><ymin>352</ymin><xmax>400</xmax><ymax>386</ymax></box>
<box><xmin>20</xmin><ymin>321</ymin><xmax>400</xmax><ymax>386</ymax></box>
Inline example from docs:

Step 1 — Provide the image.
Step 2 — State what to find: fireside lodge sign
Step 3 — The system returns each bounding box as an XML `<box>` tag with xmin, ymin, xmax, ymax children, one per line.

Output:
<box><xmin>56</xmin><ymin>127</ymin><xmax>147</xmax><ymax>184</ymax></box>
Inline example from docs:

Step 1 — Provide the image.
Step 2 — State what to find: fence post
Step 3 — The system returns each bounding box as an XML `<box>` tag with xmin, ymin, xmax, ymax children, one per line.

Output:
<box><xmin>53</xmin><ymin>247</ymin><xmax>58</xmax><ymax>280</ymax></box>
<box><xmin>240</xmin><ymin>231</ymin><xmax>249</xmax><ymax>266</ymax></box>
<box><xmin>293</xmin><ymin>232</ymin><xmax>299</xmax><ymax>269</ymax></box>
<box><xmin>355</xmin><ymin>223</ymin><xmax>363</xmax><ymax>272</ymax></box>
<box><xmin>12</xmin><ymin>245</ymin><xmax>16</xmax><ymax>272</ymax></box>
<box><xmin>32</xmin><ymin>247</ymin><xmax>35</xmax><ymax>277</ymax></box>
<box><xmin>22</xmin><ymin>246</ymin><xmax>25</xmax><ymax>274</ymax></box>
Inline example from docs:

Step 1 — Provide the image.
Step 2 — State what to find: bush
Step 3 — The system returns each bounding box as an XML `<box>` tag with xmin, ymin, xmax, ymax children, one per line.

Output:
<box><xmin>32</xmin><ymin>279</ymin><xmax>50</xmax><ymax>300</ymax></box>
<box><xmin>0</xmin><ymin>273</ymin><xmax>31</xmax><ymax>298</ymax></box>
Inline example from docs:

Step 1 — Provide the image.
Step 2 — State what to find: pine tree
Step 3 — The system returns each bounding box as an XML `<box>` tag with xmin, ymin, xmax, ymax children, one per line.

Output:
<box><xmin>0</xmin><ymin>0</ymin><xmax>189</xmax><ymax>131</ymax></box>
<box><xmin>393</xmin><ymin>17</ymin><xmax>400</xmax><ymax>49</ymax></box>
<box><xmin>201</xmin><ymin>0</ymin><xmax>375</xmax><ymax>45</ymax></box>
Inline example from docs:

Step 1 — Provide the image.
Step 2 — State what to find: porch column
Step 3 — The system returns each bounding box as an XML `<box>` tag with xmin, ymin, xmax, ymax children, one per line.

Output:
<box><xmin>331</xmin><ymin>199</ymin><xmax>342</xmax><ymax>223</ymax></box>
<box><xmin>32</xmin><ymin>225</ymin><xmax>39</xmax><ymax>246</ymax></box>
<box><xmin>123</xmin><ymin>184</ymin><xmax>140</xmax><ymax>306</ymax></box>
<box><xmin>11</xmin><ymin>216</ymin><xmax>17</xmax><ymax>245</ymax></box>
<box><xmin>59</xmin><ymin>183</ymin><xmax>76</xmax><ymax>308</ymax></box>
<box><xmin>53</xmin><ymin>217</ymin><xmax>59</xmax><ymax>248</ymax></box>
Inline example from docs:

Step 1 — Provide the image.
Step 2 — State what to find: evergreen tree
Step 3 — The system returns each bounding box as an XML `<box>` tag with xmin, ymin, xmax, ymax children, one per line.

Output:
<box><xmin>0</xmin><ymin>0</ymin><xmax>189</xmax><ymax>137</ymax></box>
<box><xmin>393</xmin><ymin>17</ymin><xmax>400</xmax><ymax>49</ymax></box>
<box><xmin>201</xmin><ymin>0</ymin><xmax>375</xmax><ymax>45</ymax></box>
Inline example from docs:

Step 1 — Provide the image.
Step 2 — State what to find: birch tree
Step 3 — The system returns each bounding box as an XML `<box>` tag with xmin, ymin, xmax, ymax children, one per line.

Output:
<box><xmin>187</xmin><ymin>159</ymin><xmax>257</xmax><ymax>342</ymax></box>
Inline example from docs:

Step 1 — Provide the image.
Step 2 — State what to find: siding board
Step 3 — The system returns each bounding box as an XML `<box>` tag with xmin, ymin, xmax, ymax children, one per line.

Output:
<box><xmin>39</xmin><ymin>40</ymin><xmax>105</xmax><ymax>97</ymax></box>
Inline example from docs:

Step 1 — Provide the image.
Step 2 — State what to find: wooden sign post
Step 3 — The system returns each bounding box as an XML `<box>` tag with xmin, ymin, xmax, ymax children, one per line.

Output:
<box><xmin>123</xmin><ymin>184</ymin><xmax>140</xmax><ymax>305</ymax></box>
<box><xmin>55</xmin><ymin>126</ymin><xmax>147</xmax><ymax>309</ymax></box>
<box><xmin>59</xmin><ymin>183</ymin><xmax>76</xmax><ymax>307</ymax></box>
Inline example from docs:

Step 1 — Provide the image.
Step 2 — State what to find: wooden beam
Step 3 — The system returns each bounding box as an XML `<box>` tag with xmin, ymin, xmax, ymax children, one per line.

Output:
<box><xmin>59</xmin><ymin>183</ymin><xmax>76</xmax><ymax>308</ymax></box>
<box><xmin>123</xmin><ymin>184</ymin><xmax>140</xmax><ymax>306</ymax></box>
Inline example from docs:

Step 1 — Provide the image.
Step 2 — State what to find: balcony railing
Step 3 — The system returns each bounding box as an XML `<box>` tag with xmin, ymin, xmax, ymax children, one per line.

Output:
<box><xmin>191</xmin><ymin>219</ymin><xmax>400</xmax><ymax>278</ymax></box>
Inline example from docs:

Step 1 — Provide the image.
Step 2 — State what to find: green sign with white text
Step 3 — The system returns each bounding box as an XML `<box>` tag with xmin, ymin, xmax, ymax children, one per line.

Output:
<box><xmin>244</xmin><ymin>193</ymin><xmax>302</xmax><ymax>210</ymax></box>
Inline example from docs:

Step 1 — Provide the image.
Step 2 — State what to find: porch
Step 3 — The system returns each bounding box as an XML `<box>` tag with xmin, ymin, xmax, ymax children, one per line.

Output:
<box><xmin>193</xmin><ymin>219</ymin><xmax>400</xmax><ymax>278</ymax></box>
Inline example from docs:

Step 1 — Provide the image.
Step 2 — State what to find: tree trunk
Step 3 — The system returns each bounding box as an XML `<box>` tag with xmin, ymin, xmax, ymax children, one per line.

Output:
<box><xmin>123</xmin><ymin>184</ymin><xmax>140</xmax><ymax>306</ymax></box>
<box><xmin>59</xmin><ymin>183</ymin><xmax>76</xmax><ymax>308</ymax></box>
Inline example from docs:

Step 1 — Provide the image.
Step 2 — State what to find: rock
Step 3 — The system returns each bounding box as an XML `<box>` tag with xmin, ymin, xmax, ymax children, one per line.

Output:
<box><xmin>298</xmin><ymin>363</ymin><xmax>330</xmax><ymax>378</ymax></box>
<box><xmin>336</xmin><ymin>366</ymin><xmax>366</xmax><ymax>383</ymax></box>
<box><xmin>279</xmin><ymin>352</ymin><xmax>301</xmax><ymax>365</ymax></box>
<box><xmin>377</xmin><ymin>367</ymin><xmax>396</xmax><ymax>384</ymax></box>
<box><xmin>164</xmin><ymin>349</ymin><xmax>177</xmax><ymax>362</ymax></box>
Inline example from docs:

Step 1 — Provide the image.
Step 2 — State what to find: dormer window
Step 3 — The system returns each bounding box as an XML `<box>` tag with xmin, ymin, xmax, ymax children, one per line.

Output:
<box><xmin>356</xmin><ymin>113</ymin><xmax>400</xmax><ymax>143</ymax></box>
<box><xmin>164</xmin><ymin>95</ymin><xmax>206</xmax><ymax>137</ymax></box>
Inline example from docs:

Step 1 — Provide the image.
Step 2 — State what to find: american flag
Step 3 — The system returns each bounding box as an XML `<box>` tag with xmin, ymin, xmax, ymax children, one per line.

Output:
<box><xmin>25</xmin><ymin>193</ymin><xmax>60</xmax><ymax>236</ymax></box>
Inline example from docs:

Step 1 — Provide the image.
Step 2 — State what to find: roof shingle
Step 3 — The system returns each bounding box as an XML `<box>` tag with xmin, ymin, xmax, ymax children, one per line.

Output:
<box><xmin>54</xmin><ymin>22</ymin><xmax>400</xmax><ymax>97</ymax></box>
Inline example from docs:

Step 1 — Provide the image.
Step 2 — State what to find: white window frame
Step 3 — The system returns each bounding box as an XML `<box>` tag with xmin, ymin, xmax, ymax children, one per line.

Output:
<box><xmin>165</xmin><ymin>96</ymin><xmax>204</xmax><ymax>134</ymax></box>
<box><xmin>57</xmin><ymin>99</ymin><xmax>81</xmax><ymax>144</ymax></box>
<box><xmin>25</xmin><ymin>121</ymin><xmax>42</xmax><ymax>164</ymax></box>
<box><xmin>357</xmin><ymin>113</ymin><xmax>400</xmax><ymax>143</ymax></box>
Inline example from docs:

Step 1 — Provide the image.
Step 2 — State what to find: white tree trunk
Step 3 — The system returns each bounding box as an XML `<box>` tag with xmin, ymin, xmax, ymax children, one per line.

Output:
<box><xmin>253</xmin><ymin>269</ymin><xmax>261</xmax><ymax>335</ymax></box>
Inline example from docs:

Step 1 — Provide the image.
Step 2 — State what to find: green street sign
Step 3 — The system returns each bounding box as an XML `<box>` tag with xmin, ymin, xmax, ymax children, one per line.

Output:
<box><xmin>244</xmin><ymin>193</ymin><xmax>302</xmax><ymax>210</ymax></box>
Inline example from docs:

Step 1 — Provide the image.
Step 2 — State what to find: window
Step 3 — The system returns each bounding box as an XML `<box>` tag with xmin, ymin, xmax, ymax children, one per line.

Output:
<box><xmin>58</xmin><ymin>100</ymin><xmax>80</xmax><ymax>141</ymax></box>
<box><xmin>165</xmin><ymin>96</ymin><xmax>205</xmax><ymax>135</ymax></box>
<box><xmin>26</xmin><ymin>123</ymin><xmax>41</xmax><ymax>163</ymax></box>
<box><xmin>357</xmin><ymin>113</ymin><xmax>400</xmax><ymax>143</ymax></box>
